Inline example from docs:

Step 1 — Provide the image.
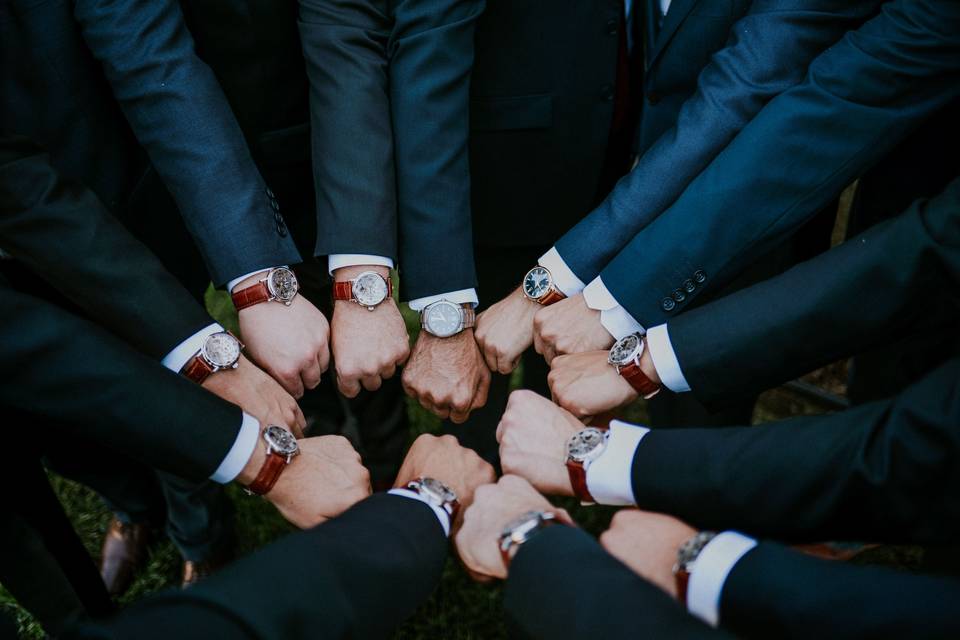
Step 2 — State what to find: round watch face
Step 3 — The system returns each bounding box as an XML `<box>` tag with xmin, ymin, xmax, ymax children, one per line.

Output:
<box><xmin>353</xmin><ymin>272</ymin><xmax>389</xmax><ymax>307</ymax></box>
<box><xmin>423</xmin><ymin>301</ymin><xmax>463</xmax><ymax>338</ymax></box>
<box><xmin>419</xmin><ymin>477</ymin><xmax>457</xmax><ymax>504</ymax></box>
<box><xmin>263</xmin><ymin>425</ymin><xmax>299</xmax><ymax>456</ymax></box>
<box><xmin>202</xmin><ymin>332</ymin><xmax>242</xmax><ymax>368</ymax></box>
<box><xmin>566</xmin><ymin>427</ymin><xmax>608</xmax><ymax>462</ymax></box>
<box><xmin>267</xmin><ymin>267</ymin><xmax>299</xmax><ymax>302</ymax></box>
<box><xmin>522</xmin><ymin>266</ymin><xmax>553</xmax><ymax>300</ymax></box>
<box><xmin>608</xmin><ymin>333</ymin><xmax>643</xmax><ymax>366</ymax></box>
<box><xmin>500</xmin><ymin>510</ymin><xmax>556</xmax><ymax>548</ymax></box>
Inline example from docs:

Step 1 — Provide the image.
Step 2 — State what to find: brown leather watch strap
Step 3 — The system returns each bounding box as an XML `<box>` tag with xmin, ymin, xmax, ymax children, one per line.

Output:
<box><xmin>181</xmin><ymin>354</ymin><xmax>214</xmax><ymax>384</ymax></box>
<box><xmin>232</xmin><ymin>281</ymin><xmax>271</xmax><ymax>311</ymax></box>
<box><xmin>332</xmin><ymin>281</ymin><xmax>353</xmax><ymax>301</ymax></box>
<box><xmin>675</xmin><ymin>570</ymin><xmax>691</xmax><ymax>607</ymax></box>
<box><xmin>619</xmin><ymin>360</ymin><xmax>661</xmax><ymax>399</ymax></box>
<box><xmin>246</xmin><ymin>451</ymin><xmax>288</xmax><ymax>496</ymax></box>
<box><xmin>566</xmin><ymin>459</ymin><xmax>596</xmax><ymax>503</ymax></box>
<box><xmin>537</xmin><ymin>287</ymin><xmax>566</xmax><ymax>306</ymax></box>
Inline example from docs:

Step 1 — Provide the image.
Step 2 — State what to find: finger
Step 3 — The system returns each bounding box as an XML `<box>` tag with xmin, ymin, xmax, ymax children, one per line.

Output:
<box><xmin>337</xmin><ymin>373</ymin><xmax>362</xmax><ymax>399</ymax></box>
<box><xmin>302</xmin><ymin>359</ymin><xmax>322</xmax><ymax>390</ymax></box>
<box><xmin>430</xmin><ymin>402</ymin><xmax>451</xmax><ymax>420</ymax></box>
<box><xmin>532</xmin><ymin>329</ymin><xmax>544</xmax><ymax>356</ymax></box>
<box><xmin>449</xmin><ymin>408</ymin><xmax>470</xmax><ymax>424</ymax></box>
<box><xmin>472</xmin><ymin>368</ymin><xmax>491</xmax><ymax>411</ymax></box>
<box><xmin>316</xmin><ymin>342</ymin><xmax>331</xmax><ymax>374</ymax></box>
<box><xmin>360</xmin><ymin>374</ymin><xmax>382</xmax><ymax>392</ymax></box>
<box><xmin>293</xmin><ymin>403</ymin><xmax>307</xmax><ymax>431</ymax></box>
<box><xmin>381</xmin><ymin>362</ymin><xmax>398</xmax><ymax>380</ymax></box>
<box><xmin>281</xmin><ymin>373</ymin><xmax>305</xmax><ymax>399</ymax></box>
<box><xmin>543</xmin><ymin>344</ymin><xmax>557</xmax><ymax>365</ymax></box>
<box><xmin>482</xmin><ymin>348</ymin><xmax>499</xmax><ymax>374</ymax></box>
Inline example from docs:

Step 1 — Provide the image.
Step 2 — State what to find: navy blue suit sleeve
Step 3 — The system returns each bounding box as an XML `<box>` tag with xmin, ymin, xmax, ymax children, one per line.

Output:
<box><xmin>73</xmin><ymin>0</ymin><xmax>302</xmax><ymax>285</ymax></box>
<box><xmin>555</xmin><ymin>0</ymin><xmax>880</xmax><ymax>284</ymax></box>
<box><xmin>598</xmin><ymin>0</ymin><xmax>960</xmax><ymax>326</ymax></box>
<box><xmin>720</xmin><ymin>542</ymin><xmax>960</xmax><ymax>639</ymax></box>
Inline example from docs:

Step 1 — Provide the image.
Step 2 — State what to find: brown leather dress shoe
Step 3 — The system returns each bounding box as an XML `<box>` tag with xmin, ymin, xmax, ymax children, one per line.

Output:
<box><xmin>181</xmin><ymin>546</ymin><xmax>235</xmax><ymax>588</ymax></box>
<box><xmin>100</xmin><ymin>517</ymin><xmax>151</xmax><ymax>597</ymax></box>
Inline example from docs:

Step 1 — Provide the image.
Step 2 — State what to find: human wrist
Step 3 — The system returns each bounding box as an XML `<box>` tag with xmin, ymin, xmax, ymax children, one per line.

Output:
<box><xmin>237</xmin><ymin>423</ymin><xmax>268</xmax><ymax>486</ymax></box>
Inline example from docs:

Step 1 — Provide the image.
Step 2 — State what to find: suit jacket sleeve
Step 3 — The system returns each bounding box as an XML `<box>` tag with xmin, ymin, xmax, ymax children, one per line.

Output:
<box><xmin>0</xmin><ymin>137</ymin><xmax>212</xmax><ymax>359</ymax></box>
<box><xmin>597</xmin><ymin>0</ymin><xmax>960</xmax><ymax>327</ymax></box>
<box><xmin>69</xmin><ymin>494</ymin><xmax>449</xmax><ymax>640</ymax></box>
<box><xmin>505</xmin><ymin>524</ymin><xmax>732</xmax><ymax>639</ymax></box>
<box><xmin>0</xmin><ymin>280</ymin><xmax>242</xmax><ymax>482</ymax></box>
<box><xmin>554</xmin><ymin>0</ymin><xmax>880</xmax><ymax>284</ymax></box>
<box><xmin>719</xmin><ymin>542</ymin><xmax>960</xmax><ymax>639</ymax></box>
<box><xmin>669</xmin><ymin>177</ymin><xmax>960</xmax><ymax>407</ymax></box>
<box><xmin>629</xmin><ymin>358</ymin><xmax>960</xmax><ymax>544</ymax></box>
<box><xmin>390</xmin><ymin>0</ymin><xmax>482</xmax><ymax>299</ymax></box>
<box><xmin>73</xmin><ymin>0</ymin><xmax>302</xmax><ymax>285</ymax></box>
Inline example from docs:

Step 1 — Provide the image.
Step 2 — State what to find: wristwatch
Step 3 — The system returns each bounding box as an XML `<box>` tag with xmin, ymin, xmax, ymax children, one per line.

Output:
<box><xmin>332</xmin><ymin>270</ymin><xmax>393</xmax><ymax>310</ymax></box>
<box><xmin>565</xmin><ymin>426</ymin><xmax>610</xmax><ymax>503</ymax></box>
<box><xmin>180</xmin><ymin>331</ymin><xmax>243</xmax><ymax>384</ymax></box>
<box><xmin>608</xmin><ymin>333</ymin><xmax>661</xmax><ymax>399</ymax></box>
<box><xmin>673</xmin><ymin>531</ymin><xmax>718</xmax><ymax>606</ymax></box>
<box><xmin>420</xmin><ymin>300</ymin><xmax>475</xmax><ymax>337</ymax></box>
<box><xmin>499</xmin><ymin>510</ymin><xmax>560</xmax><ymax>568</ymax></box>
<box><xmin>245</xmin><ymin>425</ymin><xmax>300</xmax><ymax>496</ymax></box>
<box><xmin>405</xmin><ymin>477</ymin><xmax>460</xmax><ymax>521</ymax></box>
<box><xmin>520</xmin><ymin>265</ymin><xmax>566</xmax><ymax>306</ymax></box>
<box><xmin>231</xmin><ymin>267</ymin><xmax>299</xmax><ymax>311</ymax></box>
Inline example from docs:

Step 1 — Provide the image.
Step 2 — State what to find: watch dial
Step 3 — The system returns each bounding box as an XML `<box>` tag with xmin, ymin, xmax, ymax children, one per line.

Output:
<box><xmin>522</xmin><ymin>266</ymin><xmax>552</xmax><ymax>299</ymax></box>
<box><xmin>203</xmin><ymin>332</ymin><xmax>241</xmax><ymax>368</ymax></box>
<box><xmin>264</xmin><ymin>426</ymin><xmax>299</xmax><ymax>456</ymax></box>
<box><xmin>608</xmin><ymin>333</ymin><xmax>642</xmax><ymax>366</ymax></box>
<box><xmin>269</xmin><ymin>268</ymin><xmax>299</xmax><ymax>302</ymax></box>
<box><xmin>421</xmin><ymin>477</ymin><xmax>457</xmax><ymax>503</ymax></box>
<box><xmin>353</xmin><ymin>272</ymin><xmax>388</xmax><ymax>307</ymax></box>
<box><xmin>425</xmin><ymin>301</ymin><xmax>462</xmax><ymax>337</ymax></box>
<box><xmin>566</xmin><ymin>428</ymin><xmax>607</xmax><ymax>461</ymax></box>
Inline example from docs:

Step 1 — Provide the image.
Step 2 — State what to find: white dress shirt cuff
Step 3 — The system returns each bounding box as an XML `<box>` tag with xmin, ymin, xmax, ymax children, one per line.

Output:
<box><xmin>227</xmin><ymin>268</ymin><xmax>279</xmax><ymax>294</ymax></box>
<box><xmin>687</xmin><ymin>531</ymin><xmax>758</xmax><ymax>627</ymax></box>
<box><xmin>407</xmin><ymin>288</ymin><xmax>479</xmax><ymax>311</ymax></box>
<box><xmin>388</xmin><ymin>488</ymin><xmax>451</xmax><ymax>537</ymax></box>
<box><xmin>585</xmin><ymin>420</ymin><xmax>650</xmax><ymax>505</ymax></box>
<box><xmin>538</xmin><ymin>247</ymin><xmax>587</xmax><ymax>296</ymax></box>
<box><xmin>210</xmin><ymin>412</ymin><xmax>261</xmax><ymax>484</ymax></box>
<box><xmin>583</xmin><ymin>277</ymin><xmax>645</xmax><ymax>340</ymax></box>
<box><xmin>327</xmin><ymin>254</ymin><xmax>395</xmax><ymax>274</ymax></box>
<box><xmin>645</xmin><ymin>324</ymin><xmax>691</xmax><ymax>393</ymax></box>
<box><xmin>161</xmin><ymin>323</ymin><xmax>225</xmax><ymax>374</ymax></box>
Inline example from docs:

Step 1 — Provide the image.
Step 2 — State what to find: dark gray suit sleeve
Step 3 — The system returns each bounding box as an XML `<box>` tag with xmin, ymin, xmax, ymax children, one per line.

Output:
<box><xmin>629</xmin><ymin>359</ymin><xmax>960</xmax><ymax>545</ymax></box>
<box><xmin>598</xmin><ymin>0</ymin><xmax>960</xmax><ymax>327</ymax></box>
<box><xmin>720</xmin><ymin>542</ymin><xmax>960</xmax><ymax>639</ymax></box>
<box><xmin>390</xmin><ymin>0</ymin><xmax>482</xmax><ymax>299</ymax></box>
<box><xmin>506</xmin><ymin>524</ymin><xmax>732</xmax><ymax>640</ymax></box>
<box><xmin>73</xmin><ymin>0</ymin><xmax>302</xmax><ymax>285</ymax></box>
<box><xmin>0</xmin><ymin>136</ymin><xmax>211</xmax><ymax>358</ymax></box>
<box><xmin>669</xmin><ymin>177</ymin><xmax>960</xmax><ymax>407</ymax></box>
<box><xmin>0</xmin><ymin>281</ymin><xmax>242</xmax><ymax>481</ymax></box>
<box><xmin>69</xmin><ymin>494</ymin><xmax>449</xmax><ymax>640</ymax></box>
<box><xmin>555</xmin><ymin>0</ymin><xmax>880</xmax><ymax>284</ymax></box>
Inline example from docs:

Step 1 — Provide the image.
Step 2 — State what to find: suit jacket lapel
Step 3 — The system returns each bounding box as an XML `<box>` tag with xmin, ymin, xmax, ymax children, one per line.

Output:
<box><xmin>646</xmin><ymin>0</ymin><xmax>699</xmax><ymax>70</ymax></box>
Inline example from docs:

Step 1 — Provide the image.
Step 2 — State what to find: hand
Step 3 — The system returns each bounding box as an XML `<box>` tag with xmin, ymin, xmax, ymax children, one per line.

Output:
<box><xmin>532</xmin><ymin>293</ymin><xmax>613</xmax><ymax>364</ymax></box>
<box><xmin>394</xmin><ymin>433</ymin><xmax>496</xmax><ymax>516</ymax></box>
<box><xmin>474</xmin><ymin>287</ymin><xmax>539</xmax><ymax>374</ymax></box>
<box><xmin>599</xmin><ymin>509</ymin><xmax>698</xmax><ymax>600</ymax></box>
<box><xmin>548</xmin><ymin>350</ymin><xmax>639</xmax><ymax>419</ymax></box>
<box><xmin>496</xmin><ymin>390</ymin><xmax>582</xmax><ymax>496</ymax></box>
<box><xmin>331</xmin><ymin>266</ymin><xmax>409</xmax><ymax>398</ymax></box>
<box><xmin>455</xmin><ymin>475</ymin><xmax>573</xmax><ymax>580</ymax></box>
<box><xmin>239</xmin><ymin>433</ymin><xmax>371</xmax><ymax>529</ymax></box>
<box><xmin>402</xmin><ymin>329</ymin><xmax>490</xmax><ymax>423</ymax></box>
<box><xmin>238</xmin><ymin>273</ymin><xmax>330</xmax><ymax>399</ymax></box>
<box><xmin>203</xmin><ymin>355</ymin><xmax>306</xmax><ymax>437</ymax></box>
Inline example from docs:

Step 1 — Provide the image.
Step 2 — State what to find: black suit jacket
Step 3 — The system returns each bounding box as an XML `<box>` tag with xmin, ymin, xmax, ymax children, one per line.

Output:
<box><xmin>69</xmin><ymin>494</ymin><xmax>448</xmax><ymax>639</ymax></box>
<box><xmin>720</xmin><ymin>542</ymin><xmax>960</xmax><ymax>639</ymax></box>
<box><xmin>629</xmin><ymin>358</ymin><xmax>960</xmax><ymax>544</ymax></box>
<box><xmin>667</xmin><ymin>176</ymin><xmax>960</xmax><ymax>408</ymax></box>
<box><xmin>505</xmin><ymin>524</ymin><xmax>730</xmax><ymax>639</ymax></box>
<box><xmin>0</xmin><ymin>137</ymin><xmax>210</xmax><ymax>359</ymax></box>
<box><xmin>0</xmin><ymin>0</ymin><xmax>301</xmax><ymax>286</ymax></box>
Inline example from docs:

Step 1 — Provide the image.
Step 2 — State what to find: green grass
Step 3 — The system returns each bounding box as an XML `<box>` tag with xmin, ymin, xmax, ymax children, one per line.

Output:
<box><xmin>0</xmin><ymin>285</ymin><xmax>922</xmax><ymax>638</ymax></box>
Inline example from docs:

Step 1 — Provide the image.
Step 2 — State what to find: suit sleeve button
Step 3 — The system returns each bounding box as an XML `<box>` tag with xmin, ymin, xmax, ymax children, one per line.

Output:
<box><xmin>274</xmin><ymin>212</ymin><xmax>288</xmax><ymax>237</ymax></box>
<box><xmin>672</xmin><ymin>289</ymin><xmax>686</xmax><ymax>302</ymax></box>
<box><xmin>606</xmin><ymin>18</ymin><xmax>618</xmax><ymax>35</ymax></box>
<box><xmin>682</xmin><ymin>279</ymin><xmax>696</xmax><ymax>293</ymax></box>
<box><xmin>600</xmin><ymin>84</ymin><xmax>615</xmax><ymax>101</ymax></box>
<box><xmin>661</xmin><ymin>297</ymin><xmax>676</xmax><ymax>312</ymax></box>
<box><xmin>693</xmin><ymin>269</ymin><xmax>707</xmax><ymax>284</ymax></box>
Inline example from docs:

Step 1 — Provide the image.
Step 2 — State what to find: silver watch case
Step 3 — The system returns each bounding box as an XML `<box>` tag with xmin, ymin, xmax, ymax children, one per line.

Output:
<box><xmin>565</xmin><ymin>427</ymin><xmax>609</xmax><ymax>464</ymax></box>
<box><xmin>407</xmin><ymin>476</ymin><xmax>458</xmax><ymax>515</ymax></box>
<box><xmin>420</xmin><ymin>300</ymin><xmax>476</xmax><ymax>338</ymax></box>
<box><xmin>521</xmin><ymin>265</ymin><xmax>555</xmax><ymax>302</ymax></box>
<box><xmin>263</xmin><ymin>425</ymin><xmax>300</xmax><ymax>463</ymax></box>
<box><xmin>350</xmin><ymin>271</ymin><xmax>391</xmax><ymax>310</ymax></box>
<box><xmin>200</xmin><ymin>331</ymin><xmax>242</xmax><ymax>371</ymax></box>
<box><xmin>608</xmin><ymin>332</ymin><xmax>645</xmax><ymax>372</ymax></box>
<box><xmin>499</xmin><ymin>510</ymin><xmax>557</xmax><ymax>555</ymax></box>
<box><xmin>673</xmin><ymin>530</ymin><xmax>719</xmax><ymax>575</ymax></box>
<box><xmin>265</xmin><ymin>267</ymin><xmax>299</xmax><ymax>305</ymax></box>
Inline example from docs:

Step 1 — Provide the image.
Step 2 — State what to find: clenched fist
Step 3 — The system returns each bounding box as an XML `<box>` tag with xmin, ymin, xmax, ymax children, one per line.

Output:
<box><xmin>532</xmin><ymin>293</ymin><xmax>613</xmax><ymax>364</ymax></box>
<box><xmin>548</xmin><ymin>350</ymin><xmax>639</xmax><ymax>419</ymax></box>
<box><xmin>474</xmin><ymin>287</ymin><xmax>540</xmax><ymax>374</ymax></box>
<box><xmin>496</xmin><ymin>390</ymin><xmax>582</xmax><ymax>496</ymax></box>
<box><xmin>203</xmin><ymin>355</ymin><xmax>306</xmax><ymax>437</ymax></box>
<box><xmin>402</xmin><ymin>330</ymin><xmax>490</xmax><ymax>423</ymax></box>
